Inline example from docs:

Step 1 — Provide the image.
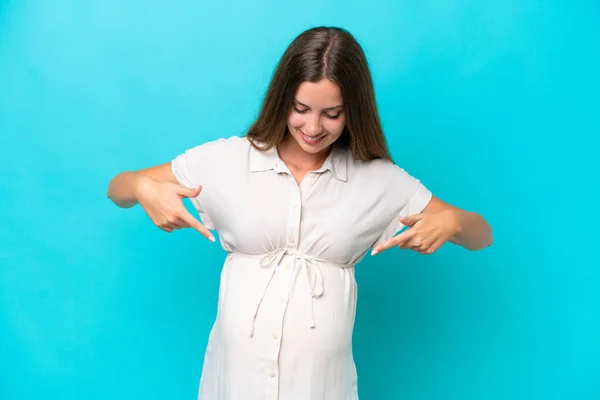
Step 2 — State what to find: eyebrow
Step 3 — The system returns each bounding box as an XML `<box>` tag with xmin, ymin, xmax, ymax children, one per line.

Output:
<box><xmin>293</xmin><ymin>99</ymin><xmax>344</xmax><ymax>111</ymax></box>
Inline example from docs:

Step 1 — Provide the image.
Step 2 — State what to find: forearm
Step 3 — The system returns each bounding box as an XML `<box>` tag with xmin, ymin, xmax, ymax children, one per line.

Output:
<box><xmin>450</xmin><ymin>211</ymin><xmax>493</xmax><ymax>251</ymax></box>
<box><xmin>106</xmin><ymin>171</ymin><xmax>148</xmax><ymax>208</ymax></box>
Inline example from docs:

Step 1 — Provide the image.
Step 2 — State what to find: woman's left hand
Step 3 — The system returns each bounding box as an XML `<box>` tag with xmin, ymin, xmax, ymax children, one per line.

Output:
<box><xmin>371</xmin><ymin>210</ymin><xmax>461</xmax><ymax>256</ymax></box>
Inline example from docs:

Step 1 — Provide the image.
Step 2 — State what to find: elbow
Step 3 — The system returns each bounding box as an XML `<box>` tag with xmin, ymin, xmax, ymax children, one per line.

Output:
<box><xmin>466</xmin><ymin>240</ymin><xmax>492</xmax><ymax>252</ymax></box>
<box><xmin>477</xmin><ymin>216</ymin><xmax>493</xmax><ymax>250</ymax></box>
<box><xmin>105</xmin><ymin>175</ymin><xmax>130</xmax><ymax>208</ymax></box>
<box><xmin>106</xmin><ymin>178</ymin><xmax>116</xmax><ymax>202</ymax></box>
<box><xmin>485</xmin><ymin>223</ymin><xmax>494</xmax><ymax>248</ymax></box>
<box><xmin>475</xmin><ymin>226</ymin><xmax>494</xmax><ymax>251</ymax></box>
<box><xmin>106</xmin><ymin>189</ymin><xmax>116</xmax><ymax>204</ymax></box>
<box><xmin>464</xmin><ymin>222</ymin><xmax>493</xmax><ymax>251</ymax></box>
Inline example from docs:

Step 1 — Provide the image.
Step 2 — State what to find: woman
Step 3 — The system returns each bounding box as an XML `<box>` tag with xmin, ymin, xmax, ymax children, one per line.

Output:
<box><xmin>107</xmin><ymin>26</ymin><xmax>492</xmax><ymax>400</ymax></box>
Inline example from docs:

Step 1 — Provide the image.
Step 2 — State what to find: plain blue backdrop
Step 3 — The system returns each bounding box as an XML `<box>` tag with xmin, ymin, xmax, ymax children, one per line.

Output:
<box><xmin>1</xmin><ymin>0</ymin><xmax>598</xmax><ymax>399</ymax></box>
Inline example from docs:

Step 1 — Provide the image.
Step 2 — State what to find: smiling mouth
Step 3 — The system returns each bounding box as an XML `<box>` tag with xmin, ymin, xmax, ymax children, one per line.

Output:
<box><xmin>300</xmin><ymin>130</ymin><xmax>325</xmax><ymax>144</ymax></box>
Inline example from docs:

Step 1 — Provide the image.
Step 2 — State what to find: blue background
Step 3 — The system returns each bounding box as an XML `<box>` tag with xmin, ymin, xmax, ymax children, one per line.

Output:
<box><xmin>1</xmin><ymin>0</ymin><xmax>598</xmax><ymax>399</ymax></box>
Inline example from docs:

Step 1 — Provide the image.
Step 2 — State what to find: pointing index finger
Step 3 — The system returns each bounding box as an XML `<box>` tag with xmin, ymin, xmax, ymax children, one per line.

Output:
<box><xmin>181</xmin><ymin>211</ymin><xmax>215</xmax><ymax>242</ymax></box>
<box><xmin>371</xmin><ymin>229</ymin><xmax>413</xmax><ymax>256</ymax></box>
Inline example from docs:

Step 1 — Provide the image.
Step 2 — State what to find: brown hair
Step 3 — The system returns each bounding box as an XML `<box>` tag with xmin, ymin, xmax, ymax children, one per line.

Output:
<box><xmin>245</xmin><ymin>26</ymin><xmax>392</xmax><ymax>161</ymax></box>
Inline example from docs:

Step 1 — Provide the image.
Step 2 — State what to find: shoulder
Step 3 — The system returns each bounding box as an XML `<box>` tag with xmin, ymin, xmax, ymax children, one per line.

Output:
<box><xmin>349</xmin><ymin>155</ymin><xmax>427</xmax><ymax>192</ymax></box>
<box><xmin>190</xmin><ymin>135</ymin><xmax>248</xmax><ymax>151</ymax></box>
<box><xmin>173</xmin><ymin>135</ymin><xmax>250</xmax><ymax>172</ymax></box>
<box><xmin>350</xmin><ymin>156</ymin><xmax>411</xmax><ymax>179</ymax></box>
<box><xmin>172</xmin><ymin>136</ymin><xmax>251</xmax><ymax>186</ymax></box>
<box><xmin>181</xmin><ymin>135</ymin><xmax>249</xmax><ymax>159</ymax></box>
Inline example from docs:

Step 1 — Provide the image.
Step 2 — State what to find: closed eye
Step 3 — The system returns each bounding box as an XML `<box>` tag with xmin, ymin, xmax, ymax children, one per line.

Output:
<box><xmin>293</xmin><ymin>101</ymin><xmax>343</xmax><ymax>119</ymax></box>
<box><xmin>293</xmin><ymin>106</ymin><xmax>309</xmax><ymax>113</ymax></box>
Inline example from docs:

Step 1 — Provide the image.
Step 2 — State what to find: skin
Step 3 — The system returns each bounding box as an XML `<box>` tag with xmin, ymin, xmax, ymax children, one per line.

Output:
<box><xmin>106</xmin><ymin>78</ymin><xmax>493</xmax><ymax>253</ymax></box>
<box><xmin>277</xmin><ymin>79</ymin><xmax>346</xmax><ymax>185</ymax></box>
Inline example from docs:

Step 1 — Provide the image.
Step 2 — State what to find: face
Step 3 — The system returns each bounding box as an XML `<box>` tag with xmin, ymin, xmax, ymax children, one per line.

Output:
<box><xmin>286</xmin><ymin>79</ymin><xmax>346</xmax><ymax>156</ymax></box>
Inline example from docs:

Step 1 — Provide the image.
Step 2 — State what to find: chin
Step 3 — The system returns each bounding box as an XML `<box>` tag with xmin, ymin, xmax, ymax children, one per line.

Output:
<box><xmin>299</xmin><ymin>141</ymin><xmax>329</xmax><ymax>154</ymax></box>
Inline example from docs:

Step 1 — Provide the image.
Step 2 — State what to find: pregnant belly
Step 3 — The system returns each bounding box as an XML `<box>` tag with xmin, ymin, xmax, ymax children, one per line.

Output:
<box><xmin>215</xmin><ymin>252</ymin><xmax>358</xmax><ymax>355</ymax></box>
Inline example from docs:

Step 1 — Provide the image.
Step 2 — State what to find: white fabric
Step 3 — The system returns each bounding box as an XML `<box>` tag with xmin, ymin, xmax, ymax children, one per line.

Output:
<box><xmin>171</xmin><ymin>136</ymin><xmax>432</xmax><ymax>400</ymax></box>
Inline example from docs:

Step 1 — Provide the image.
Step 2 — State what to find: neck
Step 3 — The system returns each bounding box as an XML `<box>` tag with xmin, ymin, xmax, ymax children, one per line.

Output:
<box><xmin>278</xmin><ymin>134</ymin><xmax>331</xmax><ymax>171</ymax></box>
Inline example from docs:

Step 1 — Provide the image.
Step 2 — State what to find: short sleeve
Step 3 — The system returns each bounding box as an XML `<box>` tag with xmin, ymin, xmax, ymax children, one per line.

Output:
<box><xmin>371</xmin><ymin>165</ymin><xmax>433</xmax><ymax>248</ymax></box>
<box><xmin>171</xmin><ymin>152</ymin><xmax>195</xmax><ymax>188</ymax></box>
<box><xmin>170</xmin><ymin>136</ymin><xmax>242</xmax><ymax>229</ymax></box>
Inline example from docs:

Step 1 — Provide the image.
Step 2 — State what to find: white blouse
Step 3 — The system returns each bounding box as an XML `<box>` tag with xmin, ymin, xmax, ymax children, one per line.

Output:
<box><xmin>171</xmin><ymin>136</ymin><xmax>432</xmax><ymax>400</ymax></box>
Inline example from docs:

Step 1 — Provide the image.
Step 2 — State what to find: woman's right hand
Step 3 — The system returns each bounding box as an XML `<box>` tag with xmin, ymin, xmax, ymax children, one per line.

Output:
<box><xmin>135</xmin><ymin>176</ymin><xmax>215</xmax><ymax>242</ymax></box>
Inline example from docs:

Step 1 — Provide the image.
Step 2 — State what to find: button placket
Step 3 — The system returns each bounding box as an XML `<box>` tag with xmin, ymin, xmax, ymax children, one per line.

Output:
<box><xmin>261</xmin><ymin>172</ymin><xmax>303</xmax><ymax>398</ymax></box>
<box><xmin>264</xmin><ymin>298</ymin><xmax>285</xmax><ymax>398</ymax></box>
<box><xmin>287</xmin><ymin>183</ymin><xmax>302</xmax><ymax>249</ymax></box>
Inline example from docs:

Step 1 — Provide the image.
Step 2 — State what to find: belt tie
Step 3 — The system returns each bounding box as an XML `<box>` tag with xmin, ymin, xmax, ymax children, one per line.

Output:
<box><xmin>245</xmin><ymin>248</ymin><xmax>352</xmax><ymax>338</ymax></box>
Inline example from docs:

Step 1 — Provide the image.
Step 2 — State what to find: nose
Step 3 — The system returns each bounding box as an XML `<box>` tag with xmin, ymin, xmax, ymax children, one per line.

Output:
<box><xmin>305</xmin><ymin>114</ymin><xmax>322</xmax><ymax>136</ymax></box>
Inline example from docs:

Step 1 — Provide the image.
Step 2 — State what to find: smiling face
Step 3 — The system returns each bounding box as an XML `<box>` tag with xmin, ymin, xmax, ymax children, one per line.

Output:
<box><xmin>248</xmin><ymin>28</ymin><xmax>391</xmax><ymax>162</ymax></box>
<box><xmin>286</xmin><ymin>79</ymin><xmax>346</xmax><ymax>157</ymax></box>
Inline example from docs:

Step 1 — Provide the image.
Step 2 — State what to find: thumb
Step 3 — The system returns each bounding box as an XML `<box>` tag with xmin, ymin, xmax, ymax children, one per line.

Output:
<box><xmin>399</xmin><ymin>213</ymin><xmax>425</xmax><ymax>226</ymax></box>
<box><xmin>179</xmin><ymin>185</ymin><xmax>202</xmax><ymax>198</ymax></box>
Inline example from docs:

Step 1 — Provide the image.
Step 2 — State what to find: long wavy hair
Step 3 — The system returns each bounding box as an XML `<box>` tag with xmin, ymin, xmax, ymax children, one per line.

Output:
<box><xmin>245</xmin><ymin>26</ymin><xmax>392</xmax><ymax>161</ymax></box>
